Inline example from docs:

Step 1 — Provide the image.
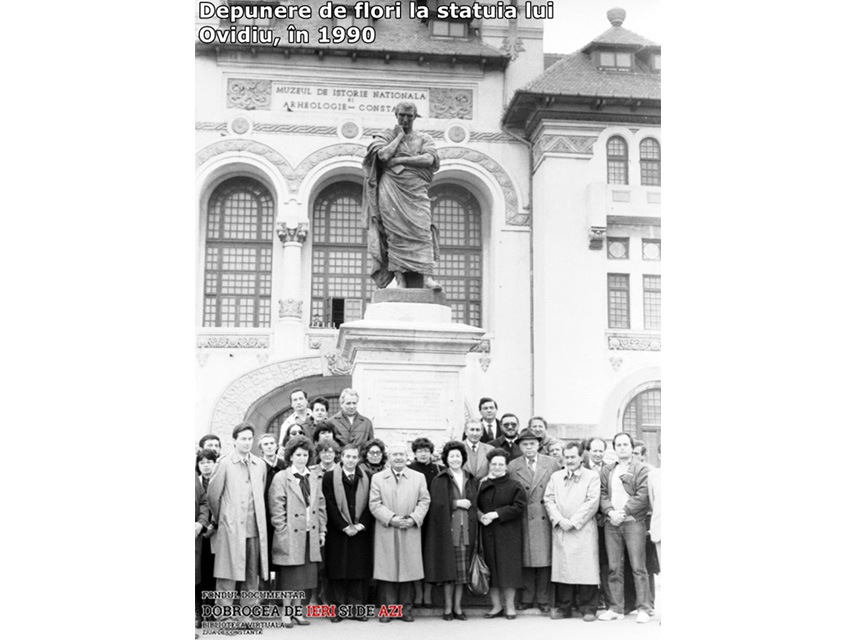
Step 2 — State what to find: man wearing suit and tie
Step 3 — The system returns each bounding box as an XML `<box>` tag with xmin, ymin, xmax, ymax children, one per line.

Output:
<box><xmin>461</xmin><ymin>420</ymin><xmax>495</xmax><ymax>481</ymax></box>
<box><xmin>369</xmin><ymin>441</ymin><xmax>431</xmax><ymax>622</ymax></box>
<box><xmin>478</xmin><ymin>397</ymin><xmax>499</xmax><ymax>442</ymax></box>
<box><xmin>508</xmin><ymin>429</ymin><xmax>562</xmax><ymax>613</ymax></box>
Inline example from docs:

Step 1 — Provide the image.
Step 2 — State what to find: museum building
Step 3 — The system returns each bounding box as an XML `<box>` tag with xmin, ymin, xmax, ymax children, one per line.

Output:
<box><xmin>195</xmin><ymin>1</ymin><xmax>661</xmax><ymax>464</ymax></box>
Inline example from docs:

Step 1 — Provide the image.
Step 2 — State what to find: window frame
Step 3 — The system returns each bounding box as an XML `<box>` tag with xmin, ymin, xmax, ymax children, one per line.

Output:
<box><xmin>607</xmin><ymin>273</ymin><xmax>631</xmax><ymax>329</ymax></box>
<box><xmin>202</xmin><ymin>177</ymin><xmax>275</xmax><ymax>328</ymax></box>
<box><xmin>607</xmin><ymin>136</ymin><xmax>629</xmax><ymax>185</ymax></box>
<box><xmin>640</xmin><ymin>137</ymin><xmax>661</xmax><ymax>186</ymax></box>
<box><xmin>643</xmin><ymin>274</ymin><xmax>661</xmax><ymax>330</ymax></box>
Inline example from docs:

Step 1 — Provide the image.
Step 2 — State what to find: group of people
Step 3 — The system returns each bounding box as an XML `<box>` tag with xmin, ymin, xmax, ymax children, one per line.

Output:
<box><xmin>195</xmin><ymin>390</ymin><xmax>662</xmax><ymax>627</ymax></box>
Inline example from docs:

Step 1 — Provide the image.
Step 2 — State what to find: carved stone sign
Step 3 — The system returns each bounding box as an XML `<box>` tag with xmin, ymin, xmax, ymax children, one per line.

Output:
<box><xmin>367</xmin><ymin>373</ymin><xmax>452</xmax><ymax>435</ymax></box>
<box><xmin>272</xmin><ymin>82</ymin><xmax>430</xmax><ymax>115</ymax></box>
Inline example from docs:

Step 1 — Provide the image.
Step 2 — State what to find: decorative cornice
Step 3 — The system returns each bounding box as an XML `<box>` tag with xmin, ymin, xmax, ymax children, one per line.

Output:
<box><xmin>276</xmin><ymin>221</ymin><xmax>309</xmax><ymax>245</ymax></box>
<box><xmin>606</xmin><ymin>333</ymin><xmax>661</xmax><ymax>351</ymax></box>
<box><xmin>196</xmin><ymin>122</ymin><xmax>517</xmax><ymax>143</ymax></box>
<box><xmin>197</xmin><ymin>335</ymin><xmax>271</xmax><ymax>349</ymax></box>
<box><xmin>438</xmin><ymin>146</ymin><xmax>527</xmax><ymax>226</ymax></box>
<box><xmin>533</xmin><ymin>134</ymin><xmax>597</xmax><ymax>168</ymax></box>
<box><xmin>254</xmin><ymin>123</ymin><xmax>338</xmax><ymax>136</ymax></box>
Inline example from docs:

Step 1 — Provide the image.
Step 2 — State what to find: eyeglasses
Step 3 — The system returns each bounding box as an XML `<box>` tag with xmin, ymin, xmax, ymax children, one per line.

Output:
<box><xmin>367</xmin><ymin>450</ymin><xmax>382</xmax><ymax>456</ymax></box>
<box><xmin>502</xmin><ymin>422</ymin><xmax>518</xmax><ymax>427</ymax></box>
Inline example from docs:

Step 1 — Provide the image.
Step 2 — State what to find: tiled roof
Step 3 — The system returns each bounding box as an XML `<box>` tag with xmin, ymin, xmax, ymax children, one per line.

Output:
<box><xmin>585</xmin><ymin>25</ymin><xmax>659</xmax><ymax>50</ymax></box>
<box><xmin>201</xmin><ymin>0</ymin><xmax>505</xmax><ymax>58</ymax></box>
<box><xmin>523</xmin><ymin>50</ymin><xmax>660</xmax><ymax>101</ymax></box>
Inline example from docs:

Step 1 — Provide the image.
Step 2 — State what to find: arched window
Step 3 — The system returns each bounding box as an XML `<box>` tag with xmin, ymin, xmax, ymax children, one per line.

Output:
<box><xmin>310</xmin><ymin>182</ymin><xmax>370</xmax><ymax>328</ymax></box>
<box><xmin>203</xmin><ymin>177</ymin><xmax>274</xmax><ymax>327</ymax></box>
<box><xmin>607</xmin><ymin>136</ymin><xmax>629</xmax><ymax>185</ymax></box>
<box><xmin>622</xmin><ymin>386</ymin><xmax>661</xmax><ymax>466</ymax></box>
<box><xmin>640</xmin><ymin>138</ymin><xmax>661</xmax><ymax>186</ymax></box>
<box><xmin>430</xmin><ymin>184</ymin><xmax>483</xmax><ymax>325</ymax></box>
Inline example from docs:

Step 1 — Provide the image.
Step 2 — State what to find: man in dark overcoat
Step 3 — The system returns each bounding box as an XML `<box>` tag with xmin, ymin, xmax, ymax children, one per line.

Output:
<box><xmin>321</xmin><ymin>443</ymin><xmax>374</xmax><ymax>622</ymax></box>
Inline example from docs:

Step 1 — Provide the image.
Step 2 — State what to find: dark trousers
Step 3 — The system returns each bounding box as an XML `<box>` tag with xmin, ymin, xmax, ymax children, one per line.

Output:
<box><xmin>328</xmin><ymin>578</ymin><xmax>367</xmax><ymax>607</ymax></box>
<box><xmin>520</xmin><ymin>567</ymin><xmax>553</xmax><ymax>606</ymax></box>
<box><xmin>378</xmin><ymin>580</ymin><xmax>414</xmax><ymax>617</ymax></box>
<box><xmin>597</xmin><ymin>524</ymin><xmax>612</xmax><ymax>608</ymax></box>
<box><xmin>555</xmin><ymin>583</ymin><xmax>598</xmax><ymax>616</ymax></box>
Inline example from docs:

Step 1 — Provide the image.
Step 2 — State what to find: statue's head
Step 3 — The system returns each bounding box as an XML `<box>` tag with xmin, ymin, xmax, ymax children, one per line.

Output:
<box><xmin>394</xmin><ymin>102</ymin><xmax>419</xmax><ymax>132</ymax></box>
<box><xmin>393</xmin><ymin>101</ymin><xmax>419</xmax><ymax>117</ymax></box>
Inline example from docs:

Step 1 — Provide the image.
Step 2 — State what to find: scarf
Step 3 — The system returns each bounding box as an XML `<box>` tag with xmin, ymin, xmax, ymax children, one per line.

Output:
<box><xmin>332</xmin><ymin>464</ymin><xmax>368</xmax><ymax>526</ymax></box>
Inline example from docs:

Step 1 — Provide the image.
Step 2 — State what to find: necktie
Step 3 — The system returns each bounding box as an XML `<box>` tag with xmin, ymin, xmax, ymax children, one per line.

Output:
<box><xmin>346</xmin><ymin>473</ymin><xmax>354</xmax><ymax>483</ymax></box>
<box><xmin>395</xmin><ymin>472</ymin><xmax>401</xmax><ymax>483</ymax></box>
<box><xmin>528</xmin><ymin>458</ymin><xmax>535</xmax><ymax>473</ymax></box>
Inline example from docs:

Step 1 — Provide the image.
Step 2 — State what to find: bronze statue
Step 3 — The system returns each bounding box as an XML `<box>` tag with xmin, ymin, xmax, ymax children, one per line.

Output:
<box><xmin>362</xmin><ymin>102</ymin><xmax>442</xmax><ymax>290</ymax></box>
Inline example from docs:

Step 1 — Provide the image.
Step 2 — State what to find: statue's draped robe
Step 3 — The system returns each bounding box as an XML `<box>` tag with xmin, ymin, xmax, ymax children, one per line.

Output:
<box><xmin>363</xmin><ymin>130</ymin><xmax>440</xmax><ymax>287</ymax></box>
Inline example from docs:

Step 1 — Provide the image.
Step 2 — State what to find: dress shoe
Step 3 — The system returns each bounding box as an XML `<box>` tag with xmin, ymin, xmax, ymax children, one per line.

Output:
<box><xmin>483</xmin><ymin>610</ymin><xmax>504</xmax><ymax>619</ymax></box>
<box><xmin>354</xmin><ymin>616</ymin><xmax>368</xmax><ymax>621</ymax></box>
<box><xmin>402</xmin><ymin>614</ymin><xmax>415</xmax><ymax>622</ymax></box>
<box><xmin>538</xmin><ymin>604</ymin><xmax>551</xmax><ymax>614</ymax></box>
<box><xmin>505</xmin><ymin>614</ymin><xmax>517</xmax><ymax>620</ymax></box>
<box><xmin>292</xmin><ymin>616</ymin><xmax>310</xmax><ymax>626</ymax></box>
<box><xmin>423</xmin><ymin>275</ymin><xmax>443</xmax><ymax>291</ymax></box>
<box><xmin>518</xmin><ymin>603</ymin><xmax>532</xmax><ymax>611</ymax></box>
<box><xmin>453</xmin><ymin>612</ymin><xmax>467</xmax><ymax>621</ymax></box>
<box><xmin>442</xmin><ymin>613</ymin><xmax>454</xmax><ymax>621</ymax></box>
<box><xmin>330</xmin><ymin>616</ymin><xmax>342</xmax><ymax>623</ymax></box>
<box><xmin>379</xmin><ymin>617</ymin><xmax>391</xmax><ymax>623</ymax></box>
<box><xmin>549</xmin><ymin>608</ymin><xmax>565</xmax><ymax>620</ymax></box>
<box><xmin>583</xmin><ymin>613</ymin><xmax>597</xmax><ymax>622</ymax></box>
<box><xmin>281</xmin><ymin>615</ymin><xmax>294</xmax><ymax>629</ymax></box>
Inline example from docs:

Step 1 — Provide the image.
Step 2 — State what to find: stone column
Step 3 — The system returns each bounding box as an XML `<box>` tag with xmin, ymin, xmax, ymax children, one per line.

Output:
<box><xmin>275</xmin><ymin>221</ymin><xmax>308</xmax><ymax>358</ymax></box>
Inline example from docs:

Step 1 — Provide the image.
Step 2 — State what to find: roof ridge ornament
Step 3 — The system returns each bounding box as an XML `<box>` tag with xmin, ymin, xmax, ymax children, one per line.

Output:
<box><xmin>607</xmin><ymin>7</ymin><xmax>626</xmax><ymax>27</ymax></box>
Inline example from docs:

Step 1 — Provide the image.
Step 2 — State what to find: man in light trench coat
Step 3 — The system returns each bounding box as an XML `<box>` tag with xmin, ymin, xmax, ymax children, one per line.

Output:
<box><xmin>369</xmin><ymin>441</ymin><xmax>431</xmax><ymax>622</ymax></box>
<box><xmin>508</xmin><ymin>428</ymin><xmax>562</xmax><ymax>612</ymax></box>
<box><xmin>207</xmin><ymin>422</ymin><xmax>269</xmax><ymax>610</ymax></box>
<box><xmin>544</xmin><ymin>440</ymin><xmax>601</xmax><ymax>621</ymax></box>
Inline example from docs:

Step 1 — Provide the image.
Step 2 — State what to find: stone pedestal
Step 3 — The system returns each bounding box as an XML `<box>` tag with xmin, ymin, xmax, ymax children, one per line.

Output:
<box><xmin>336</xmin><ymin>291</ymin><xmax>485</xmax><ymax>445</ymax></box>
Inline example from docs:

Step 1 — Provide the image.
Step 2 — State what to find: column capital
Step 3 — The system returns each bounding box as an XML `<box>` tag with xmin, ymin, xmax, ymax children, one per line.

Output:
<box><xmin>276</xmin><ymin>221</ymin><xmax>309</xmax><ymax>245</ymax></box>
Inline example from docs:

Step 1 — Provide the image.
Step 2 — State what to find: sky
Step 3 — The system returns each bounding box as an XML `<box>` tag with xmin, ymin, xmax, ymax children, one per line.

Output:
<box><xmin>542</xmin><ymin>0</ymin><xmax>662</xmax><ymax>54</ymax></box>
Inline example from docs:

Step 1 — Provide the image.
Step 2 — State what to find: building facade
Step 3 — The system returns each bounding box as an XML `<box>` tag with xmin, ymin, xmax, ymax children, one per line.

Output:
<box><xmin>195</xmin><ymin>1</ymin><xmax>661</xmax><ymax>464</ymax></box>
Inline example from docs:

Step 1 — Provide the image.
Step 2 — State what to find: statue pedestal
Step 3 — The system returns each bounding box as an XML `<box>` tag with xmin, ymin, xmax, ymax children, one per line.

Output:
<box><xmin>336</xmin><ymin>291</ymin><xmax>485</xmax><ymax>445</ymax></box>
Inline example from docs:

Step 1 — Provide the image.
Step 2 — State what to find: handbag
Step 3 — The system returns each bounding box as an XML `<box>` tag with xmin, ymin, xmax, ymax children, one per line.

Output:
<box><xmin>467</xmin><ymin>526</ymin><xmax>491</xmax><ymax>596</ymax></box>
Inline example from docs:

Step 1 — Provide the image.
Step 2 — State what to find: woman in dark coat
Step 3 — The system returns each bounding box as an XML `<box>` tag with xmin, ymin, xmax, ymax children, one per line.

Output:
<box><xmin>423</xmin><ymin>440</ymin><xmax>479</xmax><ymax>620</ymax></box>
<box><xmin>408</xmin><ymin>437</ymin><xmax>442</xmax><ymax>608</ymax></box>
<box><xmin>477</xmin><ymin>448</ymin><xmax>526</xmax><ymax>619</ymax></box>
